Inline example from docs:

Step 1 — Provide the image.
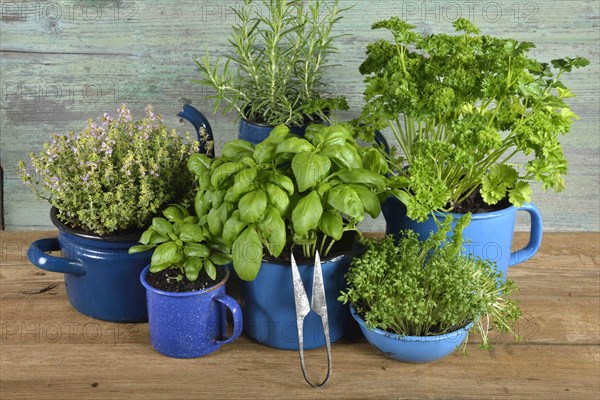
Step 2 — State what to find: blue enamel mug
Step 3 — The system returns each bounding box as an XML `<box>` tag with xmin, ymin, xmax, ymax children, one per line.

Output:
<box><xmin>141</xmin><ymin>266</ymin><xmax>243</xmax><ymax>358</ymax></box>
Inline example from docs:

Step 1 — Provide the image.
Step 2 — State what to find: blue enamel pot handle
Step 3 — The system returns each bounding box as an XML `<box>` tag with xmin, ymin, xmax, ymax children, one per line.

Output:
<box><xmin>27</xmin><ymin>238</ymin><xmax>86</xmax><ymax>276</ymax></box>
<box><xmin>214</xmin><ymin>294</ymin><xmax>243</xmax><ymax>345</ymax></box>
<box><xmin>509</xmin><ymin>203</ymin><xmax>543</xmax><ymax>267</ymax></box>
<box><xmin>374</xmin><ymin>129</ymin><xmax>390</xmax><ymax>155</ymax></box>
<box><xmin>177</xmin><ymin>104</ymin><xmax>214</xmax><ymax>157</ymax></box>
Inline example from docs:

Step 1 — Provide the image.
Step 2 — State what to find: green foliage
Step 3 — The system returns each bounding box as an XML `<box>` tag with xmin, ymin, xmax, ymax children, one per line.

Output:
<box><xmin>188</xmin><ymin>124</ymin><xmax>388</xmax><ymax>281</ymax></box>
<box><xmin>357</xmin><ymin>17</ymin><xmax>589</xmax><ymax>221</ymax></box>
<box><xmin>339</xmin><ymin>215</ymin><xmax>522</xmax><ymax>351</ymax></box>
<box><xmin>194</xmin><ymin>0</ymin><xmax>349</xmax><ymax>126</ymax></box>
<box><xmin>18</xmin><ymin>105</ymin><xmax>204</xmax><ymax>235</ymax></box>
<box><xmin>130</xmin><ymin>206</ymin><xmax>231</xmax><ymax>282</ymax></box>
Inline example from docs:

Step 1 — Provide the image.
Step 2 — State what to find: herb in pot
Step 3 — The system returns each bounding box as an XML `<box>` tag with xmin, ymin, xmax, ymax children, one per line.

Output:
<box><xmin>339</xmin><ymin>215</ymin><xmax>522</xmax><ymax>350</ymax></box>
<box><xmin>130</xmin><ymin>205</ymin><xmax>231</xmax><ymax>291</ymax></box>
<box><xmin>19</xmin><ymin>105</ymin><xmax>203</xmax><ymax>236</ymax></box>
<box><xmin>195</xmin><ymin>0</ymin><xmax>349</xmax><ymax>126</ymax></box>
<box><xmin>358</xmin><ymin>17</ymin><xmax>589</xmax><ymax>221</ymax></box>
<box><xmin>187</xmin><ymin>123</ymin><xmax>389</xmax><ymax>281</ymax></box>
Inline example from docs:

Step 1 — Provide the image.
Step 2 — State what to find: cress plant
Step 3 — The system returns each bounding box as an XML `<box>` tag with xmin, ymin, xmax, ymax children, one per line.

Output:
<box><xmin>339</xmin><ymin>215</ymin><xmax>522</xmax><ymax>351</ymax></box>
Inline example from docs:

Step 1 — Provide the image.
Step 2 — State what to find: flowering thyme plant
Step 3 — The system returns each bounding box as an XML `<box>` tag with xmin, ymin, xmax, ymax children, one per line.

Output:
<box><xmin>19</xmin><ymin>105</ymin><xmax>203</xmax><ymax>235</ymax></box>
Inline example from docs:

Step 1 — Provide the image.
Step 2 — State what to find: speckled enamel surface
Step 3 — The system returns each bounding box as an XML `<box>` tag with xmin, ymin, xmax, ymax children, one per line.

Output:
<box><xmin>141</xmin><ymin>267</ymin><xmax>242</xmax><ymax>358</ymax></box>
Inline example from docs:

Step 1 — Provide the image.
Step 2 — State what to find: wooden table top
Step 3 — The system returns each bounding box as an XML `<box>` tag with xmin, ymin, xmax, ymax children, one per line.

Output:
<box><xmin>1</xmin><ymin>231</ymin><xmax>598</xmax><ymax>400</ymax></box>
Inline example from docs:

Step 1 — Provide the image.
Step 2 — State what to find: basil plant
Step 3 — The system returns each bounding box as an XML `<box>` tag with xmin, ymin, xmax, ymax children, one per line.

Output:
<box><xmin>187</xmin><ymin>124</ymin><xmax>389</xmax><ymax>281</ymax></box>
<box><xmin>129</xmin><ymin>205</ymin><xmax>231</xmax><ymax>282</ymax></box>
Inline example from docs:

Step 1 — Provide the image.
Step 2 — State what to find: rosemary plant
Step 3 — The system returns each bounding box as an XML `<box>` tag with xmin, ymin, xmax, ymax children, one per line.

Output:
<box><xmin>195</xmin><ymin>0</ymin><xmax>349</xmax><ymax>127</ymax></box>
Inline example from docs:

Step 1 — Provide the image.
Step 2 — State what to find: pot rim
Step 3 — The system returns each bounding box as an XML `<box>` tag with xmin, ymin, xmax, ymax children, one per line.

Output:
<box><xmin>432</xmin><ymin>203</ymin><xmax>522</xmax><ymax>220</ymax></box>
<box><xmin>140</xmin><ymin>265</ymin><xmax>230</xmax><ymax>298</ymax></box>
<box><xmin>50</xmin><ymin>206</ymin><xmax>146</xmax><ymax>243</ymax></box>
<box><xmin>239</xmin><ymin>116</ymin><xmax>326</xmax><ymax>129</ymax></box>
<box><xmin>350</xmin><ymin>304</ymin><xmax>473</xmax><ymax>342</ymax></box>
<box><xmin>260</xmin><ymin>252</ymin><xmax>348</xmax><ymax>268</ymax></box>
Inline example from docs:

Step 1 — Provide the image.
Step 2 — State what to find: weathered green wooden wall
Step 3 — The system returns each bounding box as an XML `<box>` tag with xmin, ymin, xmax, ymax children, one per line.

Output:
<box><xmin>1</xmin><ymin>0</ymin><xmax>598</xmax><ymax>231</ymax></box>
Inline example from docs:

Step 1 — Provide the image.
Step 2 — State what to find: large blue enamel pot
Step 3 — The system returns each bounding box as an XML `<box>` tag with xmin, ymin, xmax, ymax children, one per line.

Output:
<box><xmin>26</xmin><ymin>208</ymin><xmax>151</xmax><ymax>322</ymax></box>
<box><xmin>382</xmin><ymin>197</ymin><xmax>543</xmax><ymax>279</ymax></box>
<box><xmin>238</xmin><ymin>254</ymin><xmax>352</xmax><ymax>350</ymax></box>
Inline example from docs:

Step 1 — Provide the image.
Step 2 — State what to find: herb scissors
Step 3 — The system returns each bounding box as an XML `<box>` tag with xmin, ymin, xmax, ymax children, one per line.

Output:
<box><xmin>290</xmin><ymin>251</ymin><xmax>332</xmax><ymax>388</ymax></box>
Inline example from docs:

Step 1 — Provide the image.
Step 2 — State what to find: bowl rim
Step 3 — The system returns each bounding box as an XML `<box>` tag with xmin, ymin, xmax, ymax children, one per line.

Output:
<box><xmin>350</xmin><ymin>304</ymin><xmax>473</xmax><ymax>342</ymax></box>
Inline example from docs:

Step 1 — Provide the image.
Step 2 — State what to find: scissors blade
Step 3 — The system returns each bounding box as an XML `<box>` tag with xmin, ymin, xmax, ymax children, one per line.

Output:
<box><xmin>310</xmin><ymin>251</ymin><xmax>328</xmax><ymax>318</ymax></box>
<box><xmin>291</xmin><ymin>253</ymin><xmax>310</xmax><ymax>319</ymax></box>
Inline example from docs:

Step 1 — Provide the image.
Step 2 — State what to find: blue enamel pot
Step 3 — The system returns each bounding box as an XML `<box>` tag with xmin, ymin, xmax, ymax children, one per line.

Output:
<box><xmin>382</xmin><ymin>197</ymin><xmax>543</xmax><ymax>280</ymax></box>
<box><xmin>239</xmin><ymin>254</ymin><xmax>352</xmax><ymax>350</ymax></box>
<box><xmin>26</xmin><ymin>208</ymin><xmax>151</xmax><ymax>322</ymax></box>
<box><xmin>141</xmin><ymin>267</ymin><xmax>242</xmax><ymax>358</ymax></box>
<box><xmin>351</xmin><ymin>306</ymin><xmax>473</xmax><ymax>363</ymax></box>
<box><xmin>238</xmin><ymin>118</ymin><xmax>313</xmax><ymax>145</ymax></box>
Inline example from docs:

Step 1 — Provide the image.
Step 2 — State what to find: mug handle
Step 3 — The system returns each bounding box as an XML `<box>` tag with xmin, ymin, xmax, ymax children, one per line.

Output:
<box><xmin>27</xmin><ymin>238</ymin><xmax>86</xmax><ymax>276</ymax></box>
<box><xmin>214</xmin><ymin>294</ymin><xmax>243</xmax><ymax>345</ymax></box>
<box><xmin>509</xmin><ymin>203</ymin><xmax>543</xmax><ymax>267</ymax></box>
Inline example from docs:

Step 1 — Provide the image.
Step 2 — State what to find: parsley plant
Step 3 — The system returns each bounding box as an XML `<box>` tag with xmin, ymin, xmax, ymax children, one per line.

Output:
<box><xmin>358</xmin><ymin>18</ymin><xmax>589</xmax><ymax>221</ymax></box>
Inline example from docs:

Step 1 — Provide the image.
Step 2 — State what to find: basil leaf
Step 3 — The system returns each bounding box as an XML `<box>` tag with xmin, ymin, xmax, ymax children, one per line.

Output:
<box><xmin>149</xmin><ymin>263</ymin><xmax>171</xmax><ymax>273</ymax></box>
<box><xmin>151</xmin><ymin>242</ymin><xmax>180</xmax><ymax>267</ymax></box>
<box><xmin>362</xmin><ymin>148</ymin><xmax>389</xmax><ymax>175</ymax></box>
<box><xmin>266</xmin><ymin>183</ymin><xmax>290</xmax><ymax>216</ymax></box>
<box><xmin>184</xmin><ymin>258</ymin><xmax>202</xmax><ymax>282</ymax></box>
<box><xmin>152</xmin><ymin>218</ymin><xmax>173</xmax><ymax>236</ymax></box>
<box><xmin>162</xmin><ymin>205</ymin><xmax>187</xmax><ymax>223</ymax></box>
<box><xmin>187</xmin><ymin>153</ymin><xmax>212</xmax><ymax>176</ymax></box>
<box><xmin>276</xmin><ymin>137</ymin><xmax>315</xmax><ymax>154</ymax></box>
<box><xmin>232</xmin><ymin>226</ymin><xmax>263</xmax><ymax>281</ymax></box>
<box><xmin>319</xmin><ymin>211</ymin><xmax>344</xmax><ymax>241</ymax></box>
<box><xmin>128</xmin><ymin>244</ymin><xmax>155</xmax><ymax>254</ymax></box>
<box><xmin>139</xmin><ymin>228</ymin><xmax>154</xmax><ymax>245</ymax></box>
<box><xmin>239</xmin><ymin>189</ymin><xmax>267</xmax><ymax>224</ymax></box>
<box><xmin>338</xmin><ymin>169</ymin><xmax>385</xmax><ymax>191</ymax></box>
<box><xmin>179</xmin><ymin>223</ymin><xmax>204</xmax><ymax>243</ymax></box>
<box><xmin>183</xmin><ymin>243</ymin><xmax>210</xmax><ymax>257</ymax></box>
<box><xmin>222</xmin><ymin>140</ymin><xmax>255</xmax><ymax>161</ymax></box>
<box><xmin>258</xmin><ymin>207</ymin><xmax>286</xmax><ymax>258</ymax></box>
<box><xmin>211</xmin><ymin>162</ymin><xmax>245</xmax><ymax>188</ymax></box>
<box><xmin>292</xmin><ymin>152</ymin><xmax>331</xmax><ymax>192</ymax></box>
<box><xmin>195</xmin><ymin>190</ymin><xmax>210</xmax><ymax>218</ymax></box>
<box><xmin>349</xmin><ymin>184</ymin><xmax>382</xmax><ymax>218</ymax></box>
<box><xmin>230</xmin><ymin>167</ymin><xmax>257</xmax><ymax>201</ymax></box>
<box><xmin>253</xmin><ymin>141</ymin><xmax>277</xmax><ymax>164</ymax></box>
<box><xmin>222</xmin><ymin>211</ymin><xmax>247</xmax><ymax>248</ymax></box>
<box><xmin>207</xmin><ymin>203</ymin><xmax>233</xmax><ymax>236</ymax></box>
<box><xmin>327</xmin><ymin>185</ymin><xmax>364</xmax><ymax>221</ymax></box>
<box><xmin>292</xmin><ymin>191</ymin><xmax>323</xmax><ymax>236</ymax></box>
<box><xmin>268</xmin><ymin>125</ymin><xmax>291</xmax><ymax>141</ymax></box>
<box><xmin>266</xmin><ymin>172</ymin><xmax>295</xmax><ymax>196</ymax></box>
<box><xmin>204</xmin><ymin>259</ymin><xmax>217</xmax><ymax>281</ymax></box>
<box><xmin>210</xmin><ymin>252</ymin><xmax>232</xmax><ymax>266</ymax></box>
<box><xmin>320</xmin><ymin>144</ymin><xmax>362</xmax><ymax>169</ymax></box>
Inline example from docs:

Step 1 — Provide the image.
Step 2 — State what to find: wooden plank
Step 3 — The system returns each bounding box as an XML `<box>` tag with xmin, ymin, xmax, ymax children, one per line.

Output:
<box><xmin>0</xmin><ymin>343</ymin><xmax>598</xmax><ymax>400</ymax></box>
<box><xmin>1</xmin><ymin>0</ymin><xmax>599</xmax><ymax>232</ymax></box>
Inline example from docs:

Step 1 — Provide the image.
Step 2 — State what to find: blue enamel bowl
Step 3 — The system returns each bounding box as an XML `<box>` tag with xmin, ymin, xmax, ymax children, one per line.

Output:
<box><xmin>351</xmin><ymin>306</ymin><xmax>473</xmax><ymax>363</ymax></box>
